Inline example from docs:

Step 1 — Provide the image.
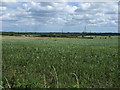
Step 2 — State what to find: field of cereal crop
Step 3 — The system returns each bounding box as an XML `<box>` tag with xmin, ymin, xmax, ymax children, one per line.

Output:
<box><xmin>2</xmin><ymin>37</ymin><xmax>119</xmax><ymax>88</ymax></box>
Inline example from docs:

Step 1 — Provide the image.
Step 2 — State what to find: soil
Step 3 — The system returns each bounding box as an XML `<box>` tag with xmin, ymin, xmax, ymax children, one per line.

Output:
<box><xmin>0</xmin><ymin>36</ymin><xmax>71</xmax><ymax>39</ymax></box>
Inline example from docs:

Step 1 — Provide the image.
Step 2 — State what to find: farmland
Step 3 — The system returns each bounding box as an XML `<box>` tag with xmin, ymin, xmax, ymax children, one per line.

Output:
<box><xmin>2</xmin><ymin>36</ymin><xmax>119</xmax><ymax>88</ymax></box>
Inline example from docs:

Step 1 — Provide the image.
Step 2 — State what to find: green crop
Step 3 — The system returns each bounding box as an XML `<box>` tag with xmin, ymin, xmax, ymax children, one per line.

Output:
<box><xmin>2</xmin><ymin>38</ymin><xmax>119</xmax><ymax>88</ymax></box>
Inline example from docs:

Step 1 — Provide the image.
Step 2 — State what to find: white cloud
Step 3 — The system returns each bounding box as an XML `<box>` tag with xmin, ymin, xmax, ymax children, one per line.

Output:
<box><xmin>1</xmin><ymin>0</ymin><xmax>17</xmax><ymax>3</ymax></box>
<box><xmin>80</xmin><ymin>3</ymin><xmax>91</xmax><ymax>10</ymax></box>
<box><xmin>0</xmin><ymin>7</ymin><xmax>7</xmax><ymax>11</ymax></box>
<box><xmin>1</xmin><ymin>2</ymin><xmax>118</xmax><ymax>28</ymax></box>
<box><xmin>1</xmin><ymin>0</ymin><xmax>119</xmax><ymax>3</ymax></box>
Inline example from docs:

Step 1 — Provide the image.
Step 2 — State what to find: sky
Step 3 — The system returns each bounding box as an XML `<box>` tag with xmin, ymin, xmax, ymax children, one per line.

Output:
<box><xmin>0</xmin><ymin>0</ymin><xmax>118</xmax><ymax>33</ymax></box>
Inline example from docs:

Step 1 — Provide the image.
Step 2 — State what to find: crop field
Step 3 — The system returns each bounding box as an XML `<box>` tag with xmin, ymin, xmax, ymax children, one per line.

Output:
<box><xmin>2</xmin><ymin>37</ymin><xmax>119</xmax><ymax>88</ymax></box>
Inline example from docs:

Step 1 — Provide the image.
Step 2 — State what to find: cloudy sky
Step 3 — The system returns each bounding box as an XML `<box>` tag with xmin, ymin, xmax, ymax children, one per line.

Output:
<box><xmin>0</xmin><ymin>1</ymin><xmax>118</xmax><ymax>32</ymax></box>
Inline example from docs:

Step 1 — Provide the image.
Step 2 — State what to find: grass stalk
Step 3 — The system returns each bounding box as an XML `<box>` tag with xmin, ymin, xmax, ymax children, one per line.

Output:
<box><xmin>43</xmin><ymin>74</ymin><xmax>47</xmax><ymax>88</ymax></box>
<box><xmin>52</xmin><ymin>66</ymin><xmax>59</xmax><ymax>88</ymax></box>
<box><xmin>4</xmin><ymin>76</ymin><xmax>11</xmax><ymax>89</ymax></box>
<box><xmin>72</xmin><ymin>73</ymin><xmax>80</xmax><ymax>88</ymax></box>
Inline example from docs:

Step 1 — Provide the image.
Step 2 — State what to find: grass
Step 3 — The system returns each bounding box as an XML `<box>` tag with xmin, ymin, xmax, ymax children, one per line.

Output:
<box><xmin>2</xmin><ymin>38</ymin><xmax>119</xmax><ymax>88</ymax></box>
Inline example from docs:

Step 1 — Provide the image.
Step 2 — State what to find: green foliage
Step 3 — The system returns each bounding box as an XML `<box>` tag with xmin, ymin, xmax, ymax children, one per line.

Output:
<box><xmin>2</xmin><ymin>38</ymin><xmax>119</xmax><ymax>88</ymax></box>
<box><xmin>1</xmin><ymin>32</ymin><xmax>119</xmax><ymax>38</ymax></box>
